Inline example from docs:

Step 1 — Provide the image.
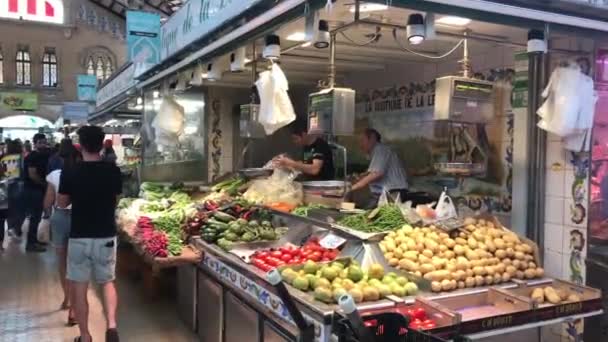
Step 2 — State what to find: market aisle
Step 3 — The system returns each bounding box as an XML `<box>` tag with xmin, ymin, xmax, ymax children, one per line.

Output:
<box><xmin>0</xmin><ymin>237</ymin><xmax>197</xmax><ymax>342</ymax></box>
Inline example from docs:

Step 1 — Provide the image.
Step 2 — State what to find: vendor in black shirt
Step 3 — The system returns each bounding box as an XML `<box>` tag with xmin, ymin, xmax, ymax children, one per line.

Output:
<box><xmin>275</xmin><ymin>124</ymin><xmax>335</xmax><ymax>180</ymax></box>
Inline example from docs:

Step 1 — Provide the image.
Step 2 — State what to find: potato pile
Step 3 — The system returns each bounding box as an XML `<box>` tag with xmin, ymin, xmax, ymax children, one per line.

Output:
<box><xmin>531</xmin><ymin>286</ymin><xmax>581</xmax><ymax>305</ymax></box>
<box><xmin>379</xmin><ymin>218</ymin><xmax>545</xmax><ymax>292</ymax></box>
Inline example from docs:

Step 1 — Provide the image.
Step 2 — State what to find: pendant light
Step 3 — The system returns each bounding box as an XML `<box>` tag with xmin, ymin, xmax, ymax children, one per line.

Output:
<box><xmin>406</xmin><ymin>13</ymin><xmax>425</xmax><ymax>45</ymax></box>
<box><xmin>314</xmin><ymin>20</ymin><xmax>330</xmax><ymax>49</ymax></box>
<box><xmin>263</xmin><ymin>34</ymin><xmax>281</xmax><ymax>60</ymax></box>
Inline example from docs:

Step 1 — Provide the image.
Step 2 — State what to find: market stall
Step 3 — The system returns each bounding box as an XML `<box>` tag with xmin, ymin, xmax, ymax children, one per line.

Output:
<box><xmin>105</xmin><ymin>0</ymin><xmax>608</xmax><ymax>341</ymax></box>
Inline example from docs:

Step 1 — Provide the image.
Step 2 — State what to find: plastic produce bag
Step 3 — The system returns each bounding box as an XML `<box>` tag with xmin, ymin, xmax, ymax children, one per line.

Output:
<box><xmin>435</xmin><ymin>190</ymin><xmax>457</xmax><ymax>221</ymax></box>
<box><xmin>256</xmin><ymin>64</ymin><xmax>296</xmax><ymax>134</ymax></box>
<box><xmin>243</xmin><ymin>168</ymin><xmax>303</xmax><ymax>206</ymax></box>
<box><xmin>152</xmin><ymin>96</ymin><xmax>185</xmax><ymax>135</ymax></box>
<box><xmin>37</xmin><ymin>218</ymin><xmax>50</xmax><ymax>243</ymax></box>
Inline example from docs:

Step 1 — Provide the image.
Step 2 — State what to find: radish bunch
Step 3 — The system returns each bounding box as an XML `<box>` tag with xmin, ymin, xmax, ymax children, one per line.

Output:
<box><xmin>137</xmin><ymin>216</ymin><xmax>169</xmax><ymax>257</ymax></box>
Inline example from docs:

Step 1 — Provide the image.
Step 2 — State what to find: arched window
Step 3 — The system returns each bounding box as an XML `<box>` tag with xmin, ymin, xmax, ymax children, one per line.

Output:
<box><xmin>86</xmin><ymin>57</ymin><xmax>95</xmax><ymax>75</ymax></box>
<box><xmin>16</xmin><ymin>48</ymin><xmax>31</xmax><ymax>86</ymax></box>
<box><xmin>105</xmin><ymin>61</ymin><xmax>113</xmax><ymax>79</ymax></box>
<box><xmin>83</xmin><ymin>48</ymin><xmax>114</xmax><ymax>82</ymax></box>
<box><xmin>95</xmin><ymin>56</ymin><xmax>104</xmax><ymax>81</ymax></box>
<box><xmin>0</xmin><ymin>49</ymin><xmax>4</xmax><ymax>84</ymax></box>
<box><xmin>42</xmin><ymin>48</ymin><xmax>57</xmax><ymax>87</ymax></box>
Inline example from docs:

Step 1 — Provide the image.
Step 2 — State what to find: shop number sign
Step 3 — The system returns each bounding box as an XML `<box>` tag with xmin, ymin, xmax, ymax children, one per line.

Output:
<box><xmin>319</xmin><ymin>233</ymin><xmax>347</xmax><ymax>249</ymax></box>
<box><xmin>161</xmin><ymin>0</ymin><xmax>263</xmax><ymax>62</ymax></box>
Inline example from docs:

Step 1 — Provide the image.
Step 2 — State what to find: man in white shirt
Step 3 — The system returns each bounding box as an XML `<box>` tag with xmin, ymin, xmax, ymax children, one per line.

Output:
<box><xmin>350</xmin><ymin>128</ymin><xmax>408</xmax><ymax>208</ymax></box>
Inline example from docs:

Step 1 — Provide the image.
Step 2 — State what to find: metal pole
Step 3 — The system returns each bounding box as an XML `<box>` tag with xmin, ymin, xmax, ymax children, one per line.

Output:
<box><xmin>525</xmin><ymin>28</ymin><xmax>548</xmax><ymax>246</ymax></box>
<box><xmin>328</xmin><ymin>33</ymin><xmax>336</xmax><ymax>88</ymax></box>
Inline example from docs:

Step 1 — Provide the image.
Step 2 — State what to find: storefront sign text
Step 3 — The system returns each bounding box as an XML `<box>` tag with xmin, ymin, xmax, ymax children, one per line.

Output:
<box><xmin>160</xmin><ymin>0</ymin><xmax>263</xmax><ymax>62</ymax></box>
<box><xmin>96</xmin><ymin>64</ymin><xmax>136</xmax><ymax>107</ymax></box>
<box><xmin>358</xmin><ymin>84</ymin><xmax>435</xmax><ymax>114</ymax></box>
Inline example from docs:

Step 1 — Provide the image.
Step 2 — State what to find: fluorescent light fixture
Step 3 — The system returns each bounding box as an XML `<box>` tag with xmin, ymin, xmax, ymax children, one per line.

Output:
<box><xmin>287</xmin><ymin>32</ymin><xmax>307</xmax><ymax>41</ymax></box>
<box><xmin>349</xmin><ymin>3</ymin><xmax>388</xmax><ymax>12</ymax></box>
<box><xmin>436</xmin><ymin>16</ymin><xmax>471</xmax><ymax>26</ymax></box>
<box><xmin>152</xmin><ymin>90</ymin><xmax>160</xmax><ymax>98</ymax></box>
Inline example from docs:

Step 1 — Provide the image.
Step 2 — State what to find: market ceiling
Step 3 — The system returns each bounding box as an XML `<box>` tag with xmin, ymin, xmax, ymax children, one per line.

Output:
<box><xmin>87</xmin><ymin>0</ymin><xmax>182</xmax><ymax>18</ymax></box>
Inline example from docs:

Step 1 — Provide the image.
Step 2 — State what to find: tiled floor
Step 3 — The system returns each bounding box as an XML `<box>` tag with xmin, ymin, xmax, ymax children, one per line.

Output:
<box><xmin>0</xmin><ymin>236</ymin><xmax>198</xmax><ymax>342</ymax></box>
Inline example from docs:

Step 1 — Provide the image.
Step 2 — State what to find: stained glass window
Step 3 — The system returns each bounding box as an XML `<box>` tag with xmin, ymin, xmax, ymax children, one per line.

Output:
<box><xmin>95</xmin><ymin>56</ymin><xmax>104</xmax><ymax>81</ymax></box>
<box><xmin>42</xmin><ymin>49</ymin><xmax>58</xmax><ymax>87</ymax></box>
<box><xmin>105</xmin><ymin>58</ymin><xmax>113</xmax><ymax>79</ymax></box>
<box><xmin>86</xmin><ymin>57</ymin><xmax>95</xmax><ymax>75</ymax></box>
<box><xmin>16</xmin><ymin>48</ymin><xmax>31</xmax><ymax>86</ymax></box>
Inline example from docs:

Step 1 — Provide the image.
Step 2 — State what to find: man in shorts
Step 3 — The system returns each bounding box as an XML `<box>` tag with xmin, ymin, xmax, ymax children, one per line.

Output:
<box><xmin>58</xmin><ymin>126</ymin><xmax>122</xmax><ymax>342</ymax></box>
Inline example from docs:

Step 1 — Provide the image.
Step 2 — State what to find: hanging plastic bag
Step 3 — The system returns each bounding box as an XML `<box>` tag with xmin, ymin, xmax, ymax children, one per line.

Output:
<box><xmin>37</xmin><ymin>218</ymin><xmax>50</xmax><ymax>243</ymax></box>
<box><xmin>435</xmin><ymin>190</ymin><xmax>457</xmax><ymax>221</ymax></box>
<box><xmin>152</xmin><ymin>96</ymin><xmax>185</xmax><ymax>135</ymax></box>
<box><xmin>256</xmin><ymin>64</ymin><xmax>296</xmax><ymax>134</ymax></box>
<box><xmin>243</xmin><ymin>168</ymin><xmax>303</xmax><ymax>206</ymax></box>
<box><xmin>377</xmin><ymin>187</ymin><xmax>390</xmax><ymax>207</ymax></box>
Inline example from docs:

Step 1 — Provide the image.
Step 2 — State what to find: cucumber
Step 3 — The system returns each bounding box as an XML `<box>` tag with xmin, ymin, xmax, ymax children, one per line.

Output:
<box><xmin>213</xmin><ymin>211</ymin><xmax>237</xmax><ymax>223</ymax></box>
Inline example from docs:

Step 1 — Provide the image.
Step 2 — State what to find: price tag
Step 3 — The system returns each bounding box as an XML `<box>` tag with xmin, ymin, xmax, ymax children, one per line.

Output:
<box><xmin>319</xmin><ymin>233</ymin><xmax>347</xmax><ymax>249</ymax></box>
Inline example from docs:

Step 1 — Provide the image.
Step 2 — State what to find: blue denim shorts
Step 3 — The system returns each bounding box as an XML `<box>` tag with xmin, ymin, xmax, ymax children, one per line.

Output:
<box><xmin>50</xmin><ymin>208</ymin><xmax>71</xmax><ymax>248</ymax></box>
<box><xmin>67</xmin><ymin>237</ymin><xmax>117</xmax><ymax>284</ymax></box>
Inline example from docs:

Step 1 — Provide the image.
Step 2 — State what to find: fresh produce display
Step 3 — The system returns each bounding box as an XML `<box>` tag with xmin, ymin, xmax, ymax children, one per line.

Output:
<box><xmin>337</xmin><ymin>204</ymin><xmax>407</xmax><ymax>233</ymax></box>
<box><xmin>211</xmin><ymin>177</ymin><xmax>246</xmax><ymax>196</ymax></box>
<box><xmin>197</xmin><ymin>202</ymin><xmax>288</xmax><ymax>250</ymax></box>
<box><xmin>380</xmin><ymin>217</ymin><xmax>544</xmax><ymax>292</ymax></box>
<box><xmin>249</xmin><ymin>237</ymin><xmax>340</xmax><ymax>271</ymax></box>
<box><xmin>292</xmin><ymin>204</ymin><xmax>328</xmax><ymax>217</ymax></box>
<box><xmin>267</xmin><ymin>202</ymin><xmax>297</xmax><ymax>213</ymax></box>
<box><xmin>530</xmin><ymin>286</ymin><xmax>581</xmax><ymax>305</ymax></box>
<box><xmin>403</xmin><ymin>307</ymin><xmax>437</xmax><ymax>330</ymax></box>
<box><xmin>140</xmin><ymin>182</ymin><xmax>183</xmax><ymax>200</ymax></box>
<box><xmin>280</xmin><ymin>261</ymin><xmax>419</xmax><ymax>304</ymax></box>
<box><xmin>136</xmin><ymin>216</ymin><xmax>182</xmax><ymax>257</ymax></box>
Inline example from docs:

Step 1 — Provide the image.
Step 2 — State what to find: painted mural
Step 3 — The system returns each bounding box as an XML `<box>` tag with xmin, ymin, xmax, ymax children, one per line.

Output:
<box><xmin>340</xmin><ymin>69</ymin><xmax>515</xmax><ymax>216</ymax></box>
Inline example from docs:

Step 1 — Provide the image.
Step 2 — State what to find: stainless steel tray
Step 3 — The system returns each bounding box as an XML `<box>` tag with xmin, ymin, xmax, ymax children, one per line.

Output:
<box><xmin>238</xmin><ymin>168</ymin><xmax>273</xmax><ymax>179</ymax></box>
<box><xmin>435</xmin><ymin>162</ymin><xmax>485</xmax><ymax>176</ymax></box>
<box><xmin>300</xmin><ymin>180</ymin><xmax>349</xmax><ymax>190</ymax></box>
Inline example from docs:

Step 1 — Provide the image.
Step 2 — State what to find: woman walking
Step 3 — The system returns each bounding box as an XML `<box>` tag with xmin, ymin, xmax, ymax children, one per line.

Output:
<box><xmin>43</xmin><ymin>139</ymin><xmax>80</xmax><ymax>325</ymax></box>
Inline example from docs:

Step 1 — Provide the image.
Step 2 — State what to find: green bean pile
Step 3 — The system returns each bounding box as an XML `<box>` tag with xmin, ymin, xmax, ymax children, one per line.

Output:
<box><xmin>337</xmin><ymin>204</ymin><xmax>407</xmax><ymax>233</ymax></box>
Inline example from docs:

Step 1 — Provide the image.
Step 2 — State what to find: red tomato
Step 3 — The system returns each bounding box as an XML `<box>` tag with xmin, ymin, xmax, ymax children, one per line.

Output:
<box><xmin>301</xmin><ymin>250</ymin><xmax>312</xmax><ymax>258</ymax></box>
<box><xmin>290</xmin><ymin>249</ymin><xmax>301</xmax><ymax>257</ymax></box>
<box><xmin>256</xmin><ymin>251</ymin><xmax>270</xmax><ymax>259</ymax></box>
<box><xmin>405</xmin><ymin>309</ymin><xmax>415</xmax><ymax>319</ymax></box>
<box><xmin>309</xmin><ymin>253</ymin><xmax>321</xmax><ymax>262</ymax></box>
<box><xmin>280</xmin><ymin>254</ymin><xmax>293</xmax><ymax>262</ymax></box>
<box><xmin>266</xmin><ymin>257</ymin><xmax>280</xmax><ymax>267</ymax></box>
<box><xmin>422</xmin><ymin>322</ymin><xmax>436</xmax><ymax>330</ymax></box>
<box><xmin>260</xmin><ymin>264</ymin><xmax>273</xmax><ymax>272</ymax></box>
<box><xmin>321</xmin><ymin>257</ymin><xmax>331</xmax><ymax>262</ymax></box>
<box><xmin>275</xmin><ymin>260</ymin><xmax>286</xmax><ymax>267</ymax></box>
<box><xmin>291</xmin><ymin>257</ymin><xmax>302</xmax><ymax>264</ymax></box>
<box><xmin>270</xmin><ymin>250</ymin><xmax>283</xmax><ymax>258</ymax></box>
<box><xmin>252</xmin><ymin>259</ymin><xmax>266</xmax><ymax>269</ymax></box>
<box><xmin>412</xmin><ymin>308</ymin><xmax>427</xmax><ymax>320</ymax></box>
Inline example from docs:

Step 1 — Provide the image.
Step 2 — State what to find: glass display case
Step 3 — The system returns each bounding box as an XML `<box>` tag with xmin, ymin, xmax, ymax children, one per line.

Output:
<box><xmin>140</xmin><ymin>86</ymin><xmax>208</xmax><ymax>182</ymax></box>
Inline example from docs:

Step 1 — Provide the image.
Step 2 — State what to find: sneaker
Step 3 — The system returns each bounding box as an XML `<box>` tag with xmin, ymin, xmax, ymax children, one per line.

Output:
<box><xmin>25</xmin><ymin>244</ymin><xmax>46</xmax><ymax>253</ymax></box>
<box><xmin>106</xmin><ymin>328</ymin><xmax>119</xmax><ymax>342</ymax></box>
<box><xmin>7</xmin><ymin>229</ymin><xmax>21</xmax><ymax>240</ymax></box>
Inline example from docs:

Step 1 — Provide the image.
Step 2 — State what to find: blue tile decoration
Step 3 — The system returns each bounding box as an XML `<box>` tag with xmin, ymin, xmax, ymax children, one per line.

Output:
<box><xmin>201</xmin><ymin>253</ymin><xmax>330</xmax><ymax>341</ymax></box>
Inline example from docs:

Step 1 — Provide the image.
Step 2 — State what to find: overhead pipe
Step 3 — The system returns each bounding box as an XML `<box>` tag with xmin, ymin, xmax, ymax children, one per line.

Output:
<box><xmin>328</xmin><ymin>33</ymin><xmax>337</xmax><ymax>88</ymax></box>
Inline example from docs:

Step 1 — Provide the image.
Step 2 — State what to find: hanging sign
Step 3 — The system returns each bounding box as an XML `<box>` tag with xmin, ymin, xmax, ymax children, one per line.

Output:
<box><xmin>76</xmin><ymin>74</ymin><xmax>98</xmax><ymax>102</ymax></box>
<box><xmin>160</xmin><ymin>0</ymin><xmax>263</xmax><ymax>62</ymax></box>
<box><xmin>127</xmin><ymin>11</ymin><xmax>161</xmax><ymax>76</ymax></box>
<box><xmin>0</xmin><ymin>92</ymin><xmax>38</xmax><ymax>111</ymax></box>
<box><xmin>96</xmin><ymin>64</ymin><xmax>136</xmax><ymax>107</ymax></box>
<box><xmin>62</xmin><ymin>102</ymin><xmax>90</xmax><ymax>122</ymax></box>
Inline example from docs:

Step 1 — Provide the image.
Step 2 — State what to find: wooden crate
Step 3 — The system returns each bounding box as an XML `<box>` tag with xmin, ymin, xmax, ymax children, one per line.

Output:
<box><xmin>426</xmin><ymin>288</ymin><xmax>535</xmax><ymax>334</ymax></box>
<box><xmin>503</xmin><ymin>278</ymin><xmax>602</xmax><ymax>321</ymax></box>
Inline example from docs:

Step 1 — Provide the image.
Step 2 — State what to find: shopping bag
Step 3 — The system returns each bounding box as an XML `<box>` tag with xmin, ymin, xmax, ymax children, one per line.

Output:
<box><xmin>435</xmin><ymin>190</ymin><xmax>457</xmax><ymax>221</ymax></box>
<box><xmin>37</xmin><ymin>219</ymin><xmax>50</xmax><ymax>243</ymax></box>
